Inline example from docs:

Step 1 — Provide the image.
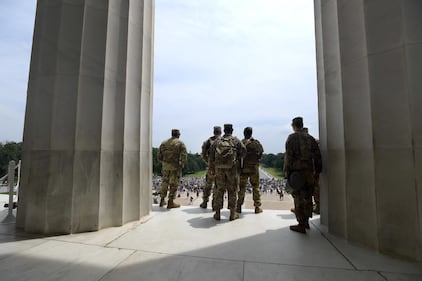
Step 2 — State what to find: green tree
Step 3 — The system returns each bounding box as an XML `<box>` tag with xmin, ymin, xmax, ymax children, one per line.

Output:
<box><xmin>183</xmin><ymin>153</ymin><xmax>206</xmax><ymax>175</ymax></box>
<box><xmin>152</xmin><ymin>148</ymin><xmax>207</xmax><ymax>176</ymax></box>
<box><xmin>260</xmin><ymin>152</ymin><xmax>284</xmax><ymax>170</ymax></box>
<box><xmin>0</xmin><ymin>141</ymin><xmax>22</xmax><ymax>176</ymax></box>
<box><xmin>152</xmin><ymin>147</ymin><xmax>162</xmax><ymax>176</ymax></box>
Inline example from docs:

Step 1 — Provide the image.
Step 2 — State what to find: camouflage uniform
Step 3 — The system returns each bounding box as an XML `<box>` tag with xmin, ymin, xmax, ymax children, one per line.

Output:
<box><xmin>284</xmin><ymin>129</ymin><xmax>321</xmax><ymax>227</ymax></box>
<box><xmin>158</xmin><ymin>131</ymin><xmax>187</xmax><ymax>206</ymax></box>
<box><xmin>237</xmin><ymin>137</ymin><xmax>264</xmax><ymax>212</ymax></box>
<box><xmin>313</xmin><ymin>180</ymin><xmax>320</xmax><ymax>213</ymax></box>
<box><xmin>209</xmin><ymin>131</ymin><xmax>246</xmax><ymax>217</ymax></box>
<box><xmin>200</xmin><ymin>134</ymin><xmax>220</xmax><ymax>207</ymax></box>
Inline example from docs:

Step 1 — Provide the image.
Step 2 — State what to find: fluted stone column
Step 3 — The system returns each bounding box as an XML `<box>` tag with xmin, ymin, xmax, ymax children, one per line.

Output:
<box><xmin>17</xmin><ymin>0</ymin><xmax>154</xmax><ymax>234</ymax></box>
<box><xmin>315</xmin><ymin>0</ymin><xmax>422</xmax><ymax>261</ymax></box>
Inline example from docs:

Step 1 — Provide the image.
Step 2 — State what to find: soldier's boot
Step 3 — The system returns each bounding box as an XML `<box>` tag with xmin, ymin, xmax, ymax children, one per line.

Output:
<box><xmin>255</xmin><ymin>207</ymin><xmax>263</xmax><ymax>214</ymax></box>
<box><xmin>213</xmin><ymin>209</ymin><xmax>221</xmax><ymax>221</ymax></box>
<box><xmin>167</xmin><ymin>199</ymin><xmax>180</xmax><ymax>209</ymax></box>
<box><xmin>236</xmin><ymin>205</ymin><xmax>241</xmax><ymax>213</ymax></box>
<box><xmin>199</xmin><ymin>201</ymin><xmax>208</xmax><ymax>209</ymax></box>
<box><xmin>159</xmin><ymin>198</ymin><xmax>166</xmax><ymax>207</ymax></box>
<box><xmin>289</xmin><ymin>224</ymin><xmax>306</xmax><ymax>234</ymax></box>
<box><xmin>229</xmin><ymin>209</ymin><xmax>239</xmax><ymax>221</ymax></box>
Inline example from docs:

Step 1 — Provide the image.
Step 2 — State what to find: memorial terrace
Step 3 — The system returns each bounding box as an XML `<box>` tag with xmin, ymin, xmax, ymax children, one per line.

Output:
<box><xmin>1</xmin><ymin>205</ymin><xmax>421</xmax><ymax>281</ymax></box>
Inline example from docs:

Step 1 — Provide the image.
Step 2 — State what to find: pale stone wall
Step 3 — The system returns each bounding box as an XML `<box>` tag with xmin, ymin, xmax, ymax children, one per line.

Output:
<box><xmin>315</xmin><ymin>0</ymin><xmax>422</xmax><ymax>261</ymax></box>
<box><xmin>17</xmin><ymin>0</ymin><xmax>154</xmax><ymax>234</ymax></box>
<box><xmin>17</xmin><ymin>0</ymin><xmax>421</xmax><ymax>262</ymax></box>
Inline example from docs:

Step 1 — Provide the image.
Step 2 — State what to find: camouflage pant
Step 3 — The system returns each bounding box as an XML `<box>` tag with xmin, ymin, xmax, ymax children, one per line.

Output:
<box><xmin>238</xmin><ymin>165</ymin><xmax>261</xmax><ymax>207</ymax></box>
<box><xmin>313</xmin><ymin>181</ymin><xmax>320</xmax><ymax>207</ymax></box>
<box><xmin>161</xmin><ymin>169</ymin><xmax>180</xmax><ymax>200</ymax></box>
<box><xmin>291</xmin><ymin>170</ymin><xmax>314</xmax><ymax>225</ymax></box>
<box><xmin>213</xmin><ymin>167</ymin><xmax>238</xmax><ymax>210</ymax></box>
<box><xmin>202</xmin><ymin>170</ymin><xmax>216</xmax><ymax>202</ymax></box>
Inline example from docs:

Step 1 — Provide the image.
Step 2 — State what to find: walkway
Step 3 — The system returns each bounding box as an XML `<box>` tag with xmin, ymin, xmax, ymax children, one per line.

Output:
<box><xmin>0</xmin><ymin>205</ymin><xmax>421</xmax><ymax>281</ymax></box>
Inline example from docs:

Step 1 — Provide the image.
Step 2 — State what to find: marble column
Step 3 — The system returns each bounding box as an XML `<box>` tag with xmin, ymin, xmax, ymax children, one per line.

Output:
<box><xmin>315</xmin><ymin>0</ymin><xmax>422</xmax><ymax>261</ymax></box>
<box><xmin>17</xmin><ymin>0</ymin><xmax>154</xmax><ymax>234</ymax></box>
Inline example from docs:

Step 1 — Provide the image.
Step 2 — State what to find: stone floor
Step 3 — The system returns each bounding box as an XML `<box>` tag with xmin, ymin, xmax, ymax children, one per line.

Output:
<box><xmin>1</xmin><ymin>203</ymin><xmax>421</xmax><ymax>281</ymax></box>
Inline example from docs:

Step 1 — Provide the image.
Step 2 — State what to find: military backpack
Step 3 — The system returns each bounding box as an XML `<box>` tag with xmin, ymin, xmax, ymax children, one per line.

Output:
<box><xmin>215</xmin><ymin>137</ymin><xmax>236</xmax><ymax>168</ymax></box>
<box><xmin>243</xmin><ymin>138</ymin><xmax>262</xmax><ymax>165</ymax></box>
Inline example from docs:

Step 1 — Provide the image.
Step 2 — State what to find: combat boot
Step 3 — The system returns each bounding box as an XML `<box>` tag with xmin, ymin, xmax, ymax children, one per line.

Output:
<box><xmin>167</xmin><ymin>199</ymin><xmax>180</xmax><ymax>209</ymax></box>
<box><xmin>236</xmin><ymin>205</ymin><xmax>241</xmax><ymax>213</ymax></box>
<box><xmin>255</xmin><ymin>207</ymin><xmax>263</xmax><ymax>214</ymax></box>
<box><xmin>213</xmin><ymin>209</ymin><xmax>221</xmax><ymax>220</ymax></box>
<box><xmin>159</xmin><ymin>198</ymin><xmax>166</xmax><ymax>207</ymax></box>
<box><xmin>229</xmin><ymin>209</ymin><xmax>239</xmax><ymax>221</ymax></box>
<box><xmin>199</xmin><ymin>201</ymin><xmax>207</xmax><ymax>208</ymax></box>
<box><xmin>289</xmin><ymin>224</ymin><xmax>306</xmax><ymax>234</ymax></box>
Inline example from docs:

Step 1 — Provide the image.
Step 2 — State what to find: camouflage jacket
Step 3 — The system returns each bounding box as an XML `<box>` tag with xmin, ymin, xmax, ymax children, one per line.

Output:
<box><xmin>283</xmin><ymin>131</ymin><xmax>322</xmax><ymax>176</ymax></box>
<box><xmin>201</xmin><ymin>135</ymin><xmax>220</xmax><ymax>163</ymax></box>
<box><xmin>241</xmin><ymin>137</ymin><xmax>264</xmax><ymax>167</ymax></box>
<box><xmin>158</xmin><ymin>137</ymin><xmax>187</xmax><ymax>171</ymax></box>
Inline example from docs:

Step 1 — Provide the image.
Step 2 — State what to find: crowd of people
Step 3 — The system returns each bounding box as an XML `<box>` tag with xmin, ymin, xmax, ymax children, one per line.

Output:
<box><xmin>155</xmin><ymin>117</ymin><xmax>322</xmax><ymax>234</ymax></box>
<box><xmin>152</xmin><ymin>177</ymin><xmax>286</xmax><ymax>203</ymax></box>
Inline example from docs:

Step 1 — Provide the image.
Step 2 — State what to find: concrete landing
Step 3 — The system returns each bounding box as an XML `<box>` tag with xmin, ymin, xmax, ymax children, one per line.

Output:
<box><xmin>0</xmin><ymin>205</ymin><xmax>421</xmax><ymax>281</ymax></box>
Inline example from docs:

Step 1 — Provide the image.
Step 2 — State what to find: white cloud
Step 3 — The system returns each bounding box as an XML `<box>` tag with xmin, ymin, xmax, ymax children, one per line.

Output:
<box><xmin>0</xmin><ymin>0</ymin><xmax>319</xmax><ymax>153</ymax></box>
<box><xmin>153</xmin><ymin>0</ymin><xmax>318</xmax><ymax>153</ymax></box>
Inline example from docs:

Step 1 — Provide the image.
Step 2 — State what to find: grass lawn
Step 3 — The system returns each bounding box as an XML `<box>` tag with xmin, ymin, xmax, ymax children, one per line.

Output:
<box><xmin>184</xmin><ymin>170</ymin><xmax>207</xmax><ymax>178</ymax></box>
<box><xmin>261</xmin><ymin>167</ymin><xmax>284</xmax><ymax>179</ymax></box>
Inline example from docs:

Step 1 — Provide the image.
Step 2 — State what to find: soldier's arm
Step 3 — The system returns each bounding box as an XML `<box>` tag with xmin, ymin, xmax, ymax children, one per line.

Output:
<box><xmin>238</xmin><ymin>138</ymin><xmax>247</xmax><ymax>159</ymax></box>
<box><xmin>180</xmin><ymin>142</ymin><xmax>187</xmax><ymax>167</ymax></box>
<box><xmin>157</xmin><ymin>145</ymin><xmax>163</xmax><ymax>162</ymax></box>
<box><xmin>200</xmin><ymin>140</ymin><xmax>209</xmax><ymax>162</ymax></box>
<box><xmin>256</xmin><ymin>140</ymin><xmax>264</xmax><ymax>159</ymax></box>
<box><xmin>283</xmin><ymin>136</ymin><xmax>293</xmax><ymax>177</ymax></box>
<box><xmin>208</xmin><ymin>143</ymin><xmax>216</xmax><ymax>175</ymax></box>
<box><xmin>311</xmin><ymin>138</ymin><xmax>322</xmax><ymax>174</ymax></box>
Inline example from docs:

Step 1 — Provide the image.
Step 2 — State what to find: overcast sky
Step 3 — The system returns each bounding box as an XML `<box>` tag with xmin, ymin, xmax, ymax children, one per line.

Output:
<box><xmin>0</xmin><ymin>0</ymin><xmax>318</xmax><ymax>154</ymax></box>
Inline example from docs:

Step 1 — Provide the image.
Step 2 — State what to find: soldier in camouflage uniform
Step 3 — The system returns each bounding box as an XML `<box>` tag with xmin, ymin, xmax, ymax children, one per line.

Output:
<box><xmin>284</xmin><ymin>117</ymin><xmax>322</xmax><ymax>233</ymax></box>
<box><xmin>157</xmin><ymin>129</ymin><xmax>187</xmax><ymax>209</ymax></box>
<box><xmin>303</xmin><ymin>127</ymin><xmax>321</xmax><ymax>214</ymax></box>
<box><xmin>199</xmin><ymin>126</ymin><xmax>222</xmax><ymax>209</ymax></box>
<box><xmin>237</xmin><ymin>127</ymin><xmax>264</xmax><ymax>214</ymax></box>
<box><xmin>209</xmin><ymin>124</ymin><xmax>246</xmax><ymax>221</ymax></box>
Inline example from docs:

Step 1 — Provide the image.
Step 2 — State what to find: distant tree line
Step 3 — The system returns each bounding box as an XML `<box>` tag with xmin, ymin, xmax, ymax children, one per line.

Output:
<box><xmin>260</xmin><ymin>153</ymin><xmax>284</xmax><ymax>170</ymax></box>
<box><xmin>153</xmin><ymin>147</ymin><xmax>284</xmax><ymax>176</ymax></box>
<box><xmin>0</xmin><ymin>142</ymin><xmax>22</xmax><ymax>177</ymax></box>
<box><xmin>0</xmin><ymin>143</ymin><xmax>283</xmax><ymax>177</ymax></box>
<box><xmin>152</xmin><ymin>147</ymin><xmax>207</xmax><ymax>176</ymax></box>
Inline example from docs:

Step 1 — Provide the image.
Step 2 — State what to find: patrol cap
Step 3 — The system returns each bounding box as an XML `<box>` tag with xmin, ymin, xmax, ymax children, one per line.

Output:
<box><xmin>213</xmin><ymin>126</ymin><xmax>222</xmax><ymax>134</ymax></box>
<box><xmin>291</xmin><ymin>117</ymin><xmax>303</xmax><ymax>128</ymax></box>
<box><xmin>171</xmin><ymin>129</ymin><xmax>180</xmax><ymax>136</ymax></box>
<box><xmin>223</xmin><ymin>124</ymin><xmax>233</xmax><ymax>132</ymax></box>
